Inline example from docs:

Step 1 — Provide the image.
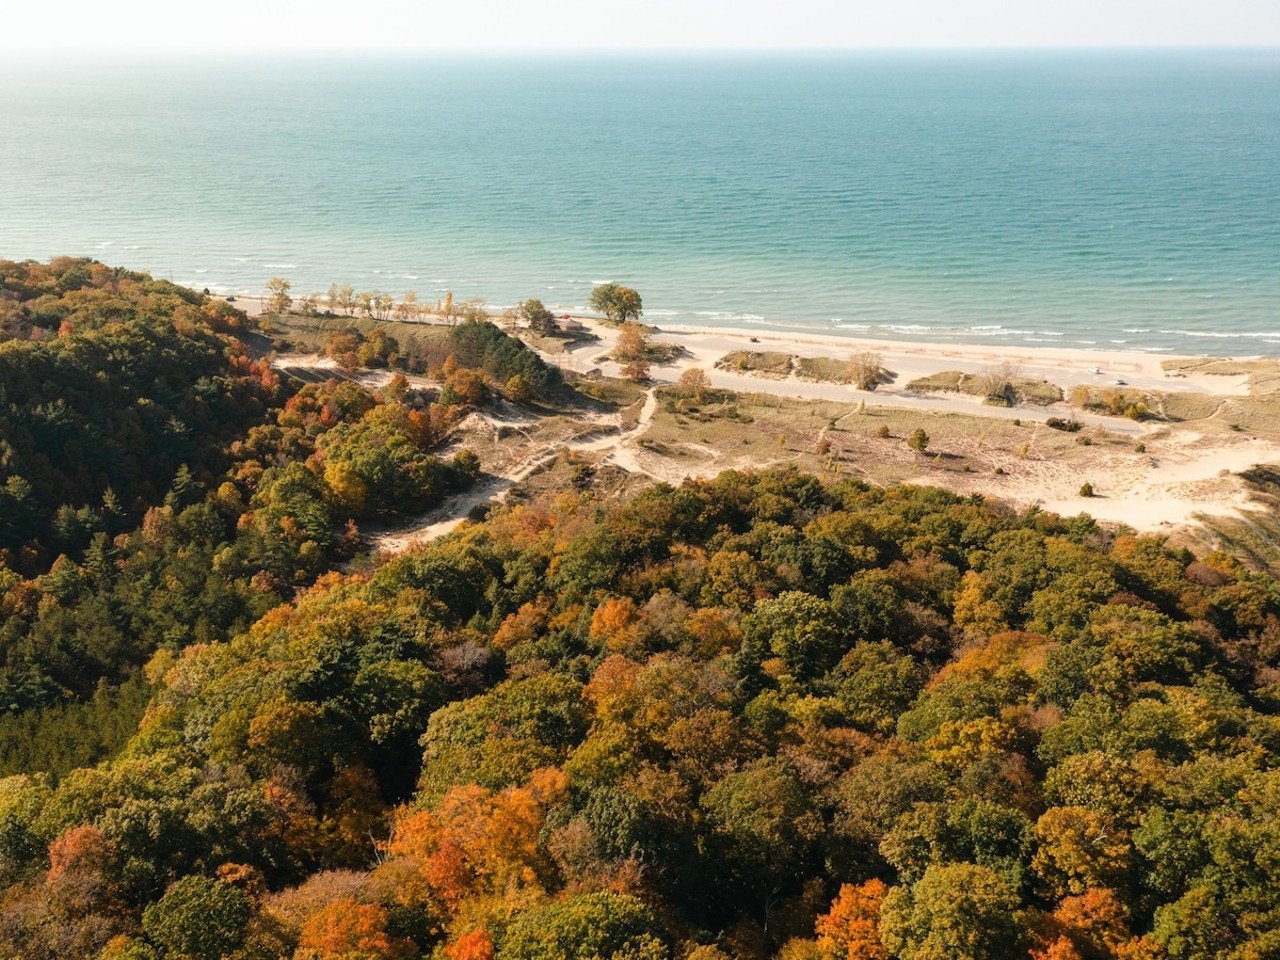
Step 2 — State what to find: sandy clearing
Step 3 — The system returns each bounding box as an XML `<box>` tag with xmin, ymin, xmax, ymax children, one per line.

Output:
<box><xmin>368</xmin><ymin>389</ymin><xmax>662</xmax><ymax>552</ymax></box>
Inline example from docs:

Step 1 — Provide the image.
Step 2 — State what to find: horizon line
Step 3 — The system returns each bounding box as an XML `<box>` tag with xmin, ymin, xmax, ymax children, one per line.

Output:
<box><xmin>5</xmin><ymin>42</ymin><xmax>1280</xmax><ymax>55</ymax></box>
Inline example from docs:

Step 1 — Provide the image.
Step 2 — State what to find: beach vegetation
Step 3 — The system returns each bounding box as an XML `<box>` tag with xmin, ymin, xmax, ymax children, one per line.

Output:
<box><xmin>1069</xmin><ymin>385</ymin><xmax>1155</xmax><ymax>421</ymax></box>
<box><xmin>907</xmin><ymin>427</ymin><xmax>930</xmax><ymax>452</ymax></box>
<box><xmin>265</xmin><ymin>276</ymin><xmax>292</xmax><ymax>315</ymax></box>
<box><xmin>394</xmin><ymin>290</ymin><xmax>420</xmax><ymax>322</ymax></box>
<box><xmin>907</xmin><ymin>368</ymin><xmax>1062</xmax><ymax>406</ymax></box>
<box><xmin>849</xmin><ymin>351</ymin><xmax>892</xmax><ymax>390</ymax></box>
<box><xmin>614</xmin><ymin>322</ymin><xmax>650</xmax><ymax>362</ymax></box>
<box><xmin>622</xmin><ymin>358</ymin><xmax>651</xmax><ymax>382</ymax></box>
<box><xmin>677</xmin><ymin>367</ymin><xmax>711</xmax><ymax>402</ymax></box>
<box><xmin>589</xmin><ymin>283</ymin><xmax>644</xmax><ymax>324</ymax></box>
<box><xmin>717</xmin><ymin>350</ymin><xmax>795</xmax><ymax>378</ymax></box>
<box><xmin>518</xmin><ymin>298</ymin><xmax>558</xmax><ymax>336</ymax></box>
<box><xmin>327</xmin><ymin>282</ymin><xmax>357</xmax><ymax>316</ymax></box>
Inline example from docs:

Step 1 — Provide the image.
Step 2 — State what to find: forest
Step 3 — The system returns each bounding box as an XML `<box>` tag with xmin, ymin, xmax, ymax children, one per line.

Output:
<box><xmin>2</xmin><ymin>260</ymin><xmax>1280</xmax><ymax>960</ymax></box>
<box><xmin>0</xmin><ymin>258</ymin><xmax>560</xmax><ymax>725</ymax></box>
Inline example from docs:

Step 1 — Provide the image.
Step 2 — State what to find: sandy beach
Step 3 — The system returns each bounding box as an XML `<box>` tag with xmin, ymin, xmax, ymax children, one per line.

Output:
<box><xmin>233</xmin><ymin>293</ymin><xmax>1252</xmax><ymax>398</ymax></box>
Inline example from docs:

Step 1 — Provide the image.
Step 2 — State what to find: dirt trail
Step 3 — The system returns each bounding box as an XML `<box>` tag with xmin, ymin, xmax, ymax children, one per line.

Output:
<box><xmin>369</xmin><ymin>389</ymin><xmax>660</xmax><ymax>554</ymax></box>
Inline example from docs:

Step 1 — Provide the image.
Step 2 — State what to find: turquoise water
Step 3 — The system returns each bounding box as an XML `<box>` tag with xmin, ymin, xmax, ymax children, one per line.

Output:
<box><xmin>1</xmin><ymin>50</ymin><xmax>1278</xmax><ymax>354</ymax></box>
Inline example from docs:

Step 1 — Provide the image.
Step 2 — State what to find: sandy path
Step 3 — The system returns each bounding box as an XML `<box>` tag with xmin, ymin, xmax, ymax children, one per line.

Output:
<box><xmin>369</xmin><ymin>389</ymin><xmax>660</xmax><ymax>553</ymax></box>
<box><xmin>542</xmin><ymin>335</ymin><xmax>1148</xmax><ymax>436</ymax></box>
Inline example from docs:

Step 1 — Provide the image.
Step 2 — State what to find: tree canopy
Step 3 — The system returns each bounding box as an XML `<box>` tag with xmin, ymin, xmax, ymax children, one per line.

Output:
<box><xmin>3</xmin><ymin>260</ymin><xmax>1280</xmax><ymax>960</ymax></box>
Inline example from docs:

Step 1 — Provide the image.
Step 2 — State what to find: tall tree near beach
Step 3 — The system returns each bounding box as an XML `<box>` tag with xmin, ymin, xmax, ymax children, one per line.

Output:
<box><xmin>265</xmin><ymin>276</ymin><xmax>292</xmax><ymax>315</ymax></box>
<box><xmin>395</xmin><ymin>291</ymin><xmax>419</xmax><ymax>321</ymax></box>
<box><xmin>589</xmin><ymin>282</ymin><xmax>643</xmax><ymax>324</ymax></box>
<box><xmin>519</xmin><ymin>298</ymin><xmax>558</xmax><ymax>336</ymax></box>
<box><xmin>328</xmin><ymin>282</ymin><xmax>356</xmax><ymax>316</ymax></box>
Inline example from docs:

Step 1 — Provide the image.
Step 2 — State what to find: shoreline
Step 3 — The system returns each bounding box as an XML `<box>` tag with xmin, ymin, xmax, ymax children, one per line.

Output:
<box><xmin>228</xmin><ymin>292</ymin><xmax>1252</xmax><ymax>373</ymax></box>
<box><xmin>219</xmin><ymin>292</ymin><xmax>1277</xmax><ymax>365</ymax></box>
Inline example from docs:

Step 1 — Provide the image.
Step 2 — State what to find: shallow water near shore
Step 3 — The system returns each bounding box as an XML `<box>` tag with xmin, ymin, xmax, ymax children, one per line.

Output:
<box><xmin>1</xmin><ymin>50</ymin><xmax>1278</xmax><ymax>354</ymax></box>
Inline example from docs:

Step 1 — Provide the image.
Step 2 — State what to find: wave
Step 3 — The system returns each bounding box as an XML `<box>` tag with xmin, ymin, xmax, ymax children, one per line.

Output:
<box><xmin>1159</xmin><ymin>328</ymin><xmax>1280</xmax><ymax>339</ymax></box>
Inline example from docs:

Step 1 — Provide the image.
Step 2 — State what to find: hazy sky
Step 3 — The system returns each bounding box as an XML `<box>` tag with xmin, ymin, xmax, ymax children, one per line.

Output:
<box><xmin>7</xmin><ymin>0</ymin><xmax>1280</xmax><ymax>50</ymax></box>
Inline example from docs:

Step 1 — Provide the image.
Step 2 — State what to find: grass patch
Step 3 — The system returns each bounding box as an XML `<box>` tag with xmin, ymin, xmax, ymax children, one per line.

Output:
<box><xmin>659</xmin><ymin>387</ymin><xmax>753</xmax><ymax>424</ymax></box>
<box><xmin>1163</xmin><ymin>357</ymin><xmax>1280</xmax><ymax>397</ymax></box>
<box><xmin>794</xmin><ymin>355</ymin><xmax>896</xmax><ymax>388</ymax></box>
<box><xmin>570</xmin><ymin>375</ymin><xmax>649</xmax><ymax>408</ymax></box>
<box><xmin>715</xmin><ymin>350</ymin><xmax>795</xmax><ymax>378</ymax></box>
<box><xmin>264</xmin><ymin>313</ymin><xmax>451</xmax><ymax>352</ymax></box>
<box><xmin>1069</xmin><ymin>385</ymin><xmax>1156</xmax><ymax>421</ymax></box>
<box><xmin>907</xmin><ymin>370</ymin><xmax>1063</xmax><ymax>406</ymax></box>
<box><xmin>1152</xmin><ymin>392</ymin><xmax>1223</xmax><ymax>422</ymax></box>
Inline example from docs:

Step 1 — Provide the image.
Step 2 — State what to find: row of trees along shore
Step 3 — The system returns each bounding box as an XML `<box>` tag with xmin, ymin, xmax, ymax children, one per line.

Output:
<box><xmin>261</xmin><ymin>278</ymin><xmax>645</xmax><ymax>327</ymax></box>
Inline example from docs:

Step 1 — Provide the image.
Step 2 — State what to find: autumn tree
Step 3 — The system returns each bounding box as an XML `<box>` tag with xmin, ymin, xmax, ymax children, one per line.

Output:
<box><xmin>266</xmin><ymin>276</ymin><xmax>293</xmax><ymax>315</ymax></box>
<box><xmin>848</xmin><ymin>352</ymin><xmax>887</xmax><ymax>391</ymax></box>
<box><xmin>141</xmin><ymin>876</ymin><xmax>253</xmax><ymax>960</ymax></box>
<box><xmin>329</xmin><ymin>282</ymin><xmax>356</xmax><ymax>316</ymax></box>
<box><xmin>615</xmin><ymin>322</ymin><xmax>650</xmax><ymax>363</ymax></box>
<box><xmin>677</xmin><ymin>367</ymin><xmax>711</xmax><ymax>402</ymax></box>
<box><xmin>701</xmin><ymin>758</ymin><xmax>821</xmax><ymax>905</ymax></box>
<box><xmin>743</xmin><ymin>591</ymin><xmax>843</xmax><ymax>681</ymax></box>
<box><xmin>498</xmin><ymin>892</ymin><xmax>666</xmax><ymax>960</ymax></box>
<box><xmin>295</xmin><ymin>899</ymin><xmax>415</xmax><ymax>960</ymax></box>
<box><xmin>623</xmin><ymin>359</ymin><xmax>651</xmax><ymax>383</ymax></box>
<box><xmin>815</xmin><ymin>879</ymin><xmax>889</xmax><ymax>960</ymax></box>
<box><xmin>395</xmin><ymin>291</ymin><xmax>419</xmax><ymax>321</ymax></box>
<box><xmin>1033</xmin><ymin>807</ymin><xmax>1133</xmax><ymax>899</ymax></box>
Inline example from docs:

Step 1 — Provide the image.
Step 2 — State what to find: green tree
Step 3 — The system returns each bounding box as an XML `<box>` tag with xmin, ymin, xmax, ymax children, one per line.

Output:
<box><xmin>589</xmin><ymin>283</ymin><xmax>643</xmax><ymax>324</ymax></box>
<box><xmin>743</xmin><ymin>591</ymin><xmax>843</xmax><ymax>681</ymax></box>
<box><xmin>701</xmin><ymin>758</ymin><xmax>820</xmax><ymax>902</ymax></box>
<box><xmin>518</xmin><ymin>298</ymin><xmax>558</xmax><ymax>336</ymax></box>
<box><xmin>880</xmin><ymin>863</ymin><xmax>1024</xmax><ymax>960</ymax></box>
<box><xmin>498</xmin><ymin>892</ymin><xmax>667</xmax><ymax>960</ymax></box>
<box><xmin>141</xmin><ymin>875</ymin><xmax>253</xmax><ymax>960</ymax></box>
